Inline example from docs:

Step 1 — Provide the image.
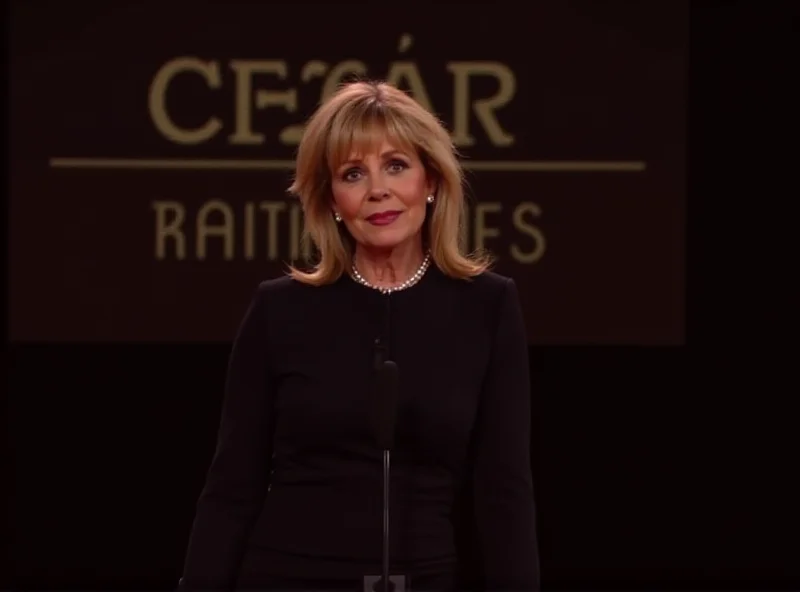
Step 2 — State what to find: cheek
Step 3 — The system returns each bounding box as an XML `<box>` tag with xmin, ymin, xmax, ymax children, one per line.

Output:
<box><xmin>403</xmin><ymin>196</ymin><xmax>429</xmax><ymax>222</ymax></box>
<box><xmin>396</xmin><ymin>176</ymin><xmax>430</xmax><ymax>209</ymax></box>
<box><xmin>331</xmin><ymin>185</ymin><xmax>362</xmax><ymax>217</ymax></box>
<box><xmin>403</xmin><ymin>200</ymin><xmax>428</xmax><ymax>220</ymax></box>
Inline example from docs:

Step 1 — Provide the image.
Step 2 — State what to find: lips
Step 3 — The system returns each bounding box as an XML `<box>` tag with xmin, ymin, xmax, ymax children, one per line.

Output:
<box><xmin>366</xmin><ymin>210</ymin><xmax>402</xmax><ymax>225</ymax></box>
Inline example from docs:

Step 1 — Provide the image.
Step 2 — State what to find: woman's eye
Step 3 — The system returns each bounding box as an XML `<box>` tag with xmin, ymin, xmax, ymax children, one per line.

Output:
<box><xmin>388</xmin><ymin>160</ymin><xmax>408</xmax><ymax>173</ymax></box>
<box><xmin>340</xmin><ymin>160</ymin><xmax>407</xmax><ymax>181</ymax></box>
<box><xmin>343</xmin><ymin>169</ymin><xmax>361</xmax><ymax>181</ymax></box>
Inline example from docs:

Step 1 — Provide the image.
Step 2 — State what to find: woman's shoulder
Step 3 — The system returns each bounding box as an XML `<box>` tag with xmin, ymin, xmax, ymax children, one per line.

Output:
<box><xmin>251</xmin><ymin>268</ymin><xmax>518</xmax><ymax>305</ymax></box>
<box><xmin>252</xmin><ymin>273</ymin><xmax>323</xmax><ymax>302</ymax></box>
<box><xmin>442</xmin><ymin>267</ymin><xmax>516</xmax><ymax>300</ymax></box>
<box><xmin>255</xmin><ymin>274</ymin><xmax>300</xmax><ymax>296</ymax></box>
<box><xmin>470</xmin><ymin>269</ymin><xmax>515</xmax><ymax>289</ymax></box>
<box><xmin>251</xmin><ymin>271</ymin><xmax>353</xmax><ymax>307</ymax></box>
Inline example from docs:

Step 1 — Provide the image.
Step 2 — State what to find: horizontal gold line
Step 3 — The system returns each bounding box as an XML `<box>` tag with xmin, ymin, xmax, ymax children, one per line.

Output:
<box><xmin>465</xmin><ymin>161</ymin><xmax>646</xmax><ymax>172</ymax></box>
<box><xmin>48</xmin><ymin>158</ymin><xmax>647</xmax><ymax>172</ymax></box>
<box><xmin>49</xmin><ymin>158</ymin><xmax>292</xmax><ymax>171</ymax></box>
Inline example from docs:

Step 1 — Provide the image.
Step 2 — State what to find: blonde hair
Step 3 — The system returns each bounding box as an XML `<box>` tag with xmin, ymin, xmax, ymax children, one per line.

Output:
<box><xmin>287</xmin><ymin>80</ymin><xmax>492</xmax><ymax>285</ymax></box>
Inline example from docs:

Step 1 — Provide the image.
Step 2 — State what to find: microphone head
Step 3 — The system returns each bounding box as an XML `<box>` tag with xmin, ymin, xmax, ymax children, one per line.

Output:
<box><xmin>371</xmin><ymin>359</ymin><xmax>399</xmax><ymax>451</ymax></box>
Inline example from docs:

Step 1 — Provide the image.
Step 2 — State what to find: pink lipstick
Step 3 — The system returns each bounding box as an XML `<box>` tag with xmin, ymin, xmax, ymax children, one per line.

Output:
<box><xmin>366</xmin><ymin>210</ymin><xmax>402</xmax><ymax>226</ymax></box>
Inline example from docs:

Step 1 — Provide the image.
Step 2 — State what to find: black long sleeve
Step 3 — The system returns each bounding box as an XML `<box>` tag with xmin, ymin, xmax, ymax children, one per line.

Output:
<box><xmin>176</xmin><ymin>267</ymin><xmax>539</xmax><ymax>588</ymax></box>
<box><xmin>472</xmin><ymin>278</ymin><xmax>540</xmax><ymax>591</ymax></box>
<box><xmin>179</xmin><ymin>284</ymin><xmax>274</xmax><ymax>590</ymax></box>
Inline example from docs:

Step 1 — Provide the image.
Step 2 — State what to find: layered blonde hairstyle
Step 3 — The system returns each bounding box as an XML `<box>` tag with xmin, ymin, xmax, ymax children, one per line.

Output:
<box><xmin>287</xmin><ymin>80</ymin><xmax>492</xmax><ymax>285</ymax></box>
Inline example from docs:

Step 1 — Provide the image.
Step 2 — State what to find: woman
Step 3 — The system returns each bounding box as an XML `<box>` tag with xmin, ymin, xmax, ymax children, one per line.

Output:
<box><xmin>178</xmin><ymin>81</ymin><xmax>540</xmax><ymax>591</ymax></box>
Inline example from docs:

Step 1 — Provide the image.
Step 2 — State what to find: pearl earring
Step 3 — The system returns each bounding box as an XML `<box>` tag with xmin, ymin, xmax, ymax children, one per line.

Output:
<box><xmin>334</xmin><ymin>212</ymin><xmax>342</xmax><ymax>222</ymax></box>
<box><xmin>426</xmin><ymin>194</ymin><xmax>435</xmax><ymax>204</ymax></box>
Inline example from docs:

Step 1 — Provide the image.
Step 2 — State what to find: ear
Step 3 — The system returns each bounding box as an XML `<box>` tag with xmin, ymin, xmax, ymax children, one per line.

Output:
<box><xmin>425</xmin><ymin>178</ymin><xmax>437</xmax><ymax>199</ymax></box>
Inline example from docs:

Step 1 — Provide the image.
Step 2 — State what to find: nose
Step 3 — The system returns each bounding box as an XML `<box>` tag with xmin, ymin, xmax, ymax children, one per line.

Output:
<box><xmin>367</xmin><ymin>183</ymin><xmax>391</xmax><ymax>201</ymax></box>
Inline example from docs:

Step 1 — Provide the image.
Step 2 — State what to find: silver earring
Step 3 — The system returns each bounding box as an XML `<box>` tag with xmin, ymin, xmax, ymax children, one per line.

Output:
<box><xmin>334</xmin><ymin>212</ymin><xmax>342</xmax><ymax>222</ymax></box>
<box><xmin>426</xmin><ymin>194</ymin><xmax>435</xmax><ymax>204</ymax></box>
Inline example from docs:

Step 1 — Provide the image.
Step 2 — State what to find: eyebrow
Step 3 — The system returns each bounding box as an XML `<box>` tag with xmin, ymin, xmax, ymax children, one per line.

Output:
<box><xmin>339</xmin><ymin>149</ymin><xmax>409</xmax><ymax>168</ymax></box>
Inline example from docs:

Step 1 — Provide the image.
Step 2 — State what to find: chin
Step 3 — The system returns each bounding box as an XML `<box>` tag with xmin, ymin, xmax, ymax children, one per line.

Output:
<box><xmin>361</xmin><ymin>229</ymin><xmax>410</xmax><ymax>250</ymax></box>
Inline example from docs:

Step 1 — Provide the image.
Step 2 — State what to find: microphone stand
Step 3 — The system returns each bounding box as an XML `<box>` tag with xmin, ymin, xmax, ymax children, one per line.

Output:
<box><xmin>371</xmin><ymin>358</ymin><xmax>399</xmax><ymax>592</ymax></box>
<box><xmin>382</xmin><ymin>448</ymin><xmax>391</xmax><ymax>592</ymax></box>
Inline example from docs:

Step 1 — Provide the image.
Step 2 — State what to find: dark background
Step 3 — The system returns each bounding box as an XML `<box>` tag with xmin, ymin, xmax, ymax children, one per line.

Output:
<box><xmin>7</xmin><ymin>1</ymin><xmax>798</xmax><ymax>591</ymax></box>
<box><xmin>8</xmin><ymin>0</ymin><xmax>685</xmax><ymax>344</ymax></box>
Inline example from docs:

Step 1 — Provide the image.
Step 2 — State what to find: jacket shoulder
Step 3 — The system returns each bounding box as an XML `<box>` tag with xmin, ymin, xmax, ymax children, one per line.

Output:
<box><xmin>455</xmin><ymin>270</ymin><xmax>515</xmax><ymax>301</ymax></box>
<box><xmin>470</xmin><ymin>270</ymin><xmax>514</xmax><ymax>290</ymax></box>
<box><xmin>242</xmin><ymin>275</ymin><xmax>313</xmax><ymax>313</ymax></box>
<box><xmin>256</xmin><ymin>274</ymin><xmax>299</xmax><ymax>296</ymax></box>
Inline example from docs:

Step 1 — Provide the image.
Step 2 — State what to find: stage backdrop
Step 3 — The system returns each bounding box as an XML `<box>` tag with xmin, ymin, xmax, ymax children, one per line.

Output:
<box><xmin>9</xmin><ymin>1</ymin><xmax>686</xmax><ymax>344</ymax></box>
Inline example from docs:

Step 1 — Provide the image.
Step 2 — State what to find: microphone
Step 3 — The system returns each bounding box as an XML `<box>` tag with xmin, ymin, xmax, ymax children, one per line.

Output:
<box><xmin>368</xmin><ymin>357</ymin><xmax>402</xmax><ymax>592</ymax></box>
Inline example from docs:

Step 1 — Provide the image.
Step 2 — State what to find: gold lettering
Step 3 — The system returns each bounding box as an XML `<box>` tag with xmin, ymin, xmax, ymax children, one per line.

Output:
<box><xmin>322</xmin><ymin>60</ymin><xmax>369</xmax><ymax>102</ymax></box>
<box><xmin>447</xmin><ymin>62</ymin><xmax>516</xmax><ymax>147</ymax></box>
<box><xmin>281</xmin><ymin>59</ymin><xmax>368</xmax><ymax>146</ymax></box>
<box><xmin>228</xmin><ymin>60</ymin><xmax>296</xmax><ymax>145</ymax></box>
<box><xmin>289</xmin><ymin>202</ymin><xmax>303</xmax><ymax>261</ymax></box>
<box><xmin>148</xmin><ymin>54</ymin><xmax>521</xmax><ymax>150</ymax></box>
<box><xmin>243</xmin><ymin>202</ymin><xmax>256</xmax><ymax>260</ymax></box>
<box><xmin>510</xmin><ymin>202</ymin><xmax>546</xmax><ymax>263</ymax></box>
<box><xmin>302</xmin><ymin>215</ymin><xmax>313</xmax><ymax>261</ymax></box>
<box><xmin>151</xmin><ymin>198</ymin><xmax>544</xmax><ymax>264</ymax></box>
<box><xmin>385</xmin><ymin>61</ymin><xmax>434</xmax><ymax>113</ymax></box>
<box><xmin>377</xmin><ymin>34</ymin><xmax>435</xmax><ymax>111</ymax></box>
<box><xmin>460</xmin><ymin>204</ymin><xmax>471</xmax><ymax>252</ymax></box>
<box><xmin>396</xmin><ymin>33</ymin><xmax>414</xmax><ymax>54</ymax></box>
<box><xmin>259</xmin><ymin>201</ymin><xmax>287</xmax><ymax>261</ymax></box>
<box><xmin>301</xmin><ymin>60</ymin><xmax>330</xmax><ymax>83</ymax></box>
<box><xmin>197</xmin><ymin>200</ymin><xmax>234</xmax><ymax>260</ymax></box>
<box><xmin>152</xmin><ymin>201</ymin><xmax>187</xmax><ymax>260</ymax></box>
<box><xmin>279</xmin><ymin>60</ymin><xmax>333</xmax><ymax>145</ymax></box>
<box><xmin>148</xmin><ymin>58</ymin><xmax>222</xmax><ymax>145</ymax></box>
<box><xmin>474</xmin><ymin>202</ymin><xmax>502</xmax><ymax>250</ymax></box>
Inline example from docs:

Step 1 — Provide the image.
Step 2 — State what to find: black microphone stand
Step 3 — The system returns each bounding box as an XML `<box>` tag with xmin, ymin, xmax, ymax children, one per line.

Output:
<box><xmin>372</xmin><ymin>358</ymin><xmax>399</xmax><ymax>592</ymax></box>
<box><xmin>382</xmin><ymin>447</ymin><xmax>391</xmax><ymax>592</ymax></box>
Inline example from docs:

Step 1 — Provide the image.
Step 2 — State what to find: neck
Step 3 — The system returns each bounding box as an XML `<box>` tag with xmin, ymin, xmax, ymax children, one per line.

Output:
<box><xmin>353</xmin><ymin>238</ymin><xmax>425</xmax><ymax>288</ymax></box>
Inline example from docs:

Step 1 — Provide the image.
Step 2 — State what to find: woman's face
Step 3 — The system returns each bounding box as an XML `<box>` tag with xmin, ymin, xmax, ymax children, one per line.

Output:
<box><xmin>330</xmin><ymin>137</ymin><xmax>433</xmax><ymax>253</ymax></box>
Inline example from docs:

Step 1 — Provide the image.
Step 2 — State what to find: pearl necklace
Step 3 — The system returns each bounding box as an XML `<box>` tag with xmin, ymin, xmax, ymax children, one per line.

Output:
<box><xmin>351</xmin><ymin>252</ymin><xmax>432</xmax><ymax>295</ymax></box>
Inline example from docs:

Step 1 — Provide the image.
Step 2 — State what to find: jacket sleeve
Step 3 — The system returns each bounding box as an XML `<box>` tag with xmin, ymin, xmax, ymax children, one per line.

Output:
<box><xmin>178</xmin><ymin>283</ymin><xmax>274</xmax><ymax>591</ymax></box>
<box><xmin>473</xmin><ymin>278</ymin><xmax>541</xmax><ymax>591</ymax></box>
